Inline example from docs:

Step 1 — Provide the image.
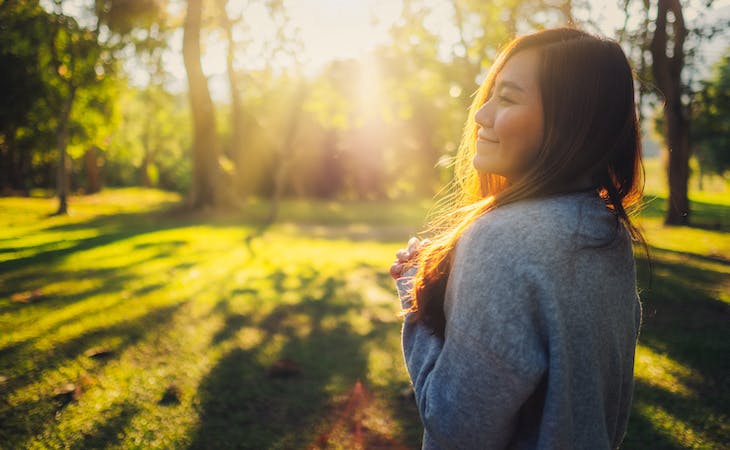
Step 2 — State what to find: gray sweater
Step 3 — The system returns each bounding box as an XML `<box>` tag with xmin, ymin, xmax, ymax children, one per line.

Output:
<box><xmin>397</xmin><ymin>191</ymin><xmax>641</xmax><ymax>450</ymax></box>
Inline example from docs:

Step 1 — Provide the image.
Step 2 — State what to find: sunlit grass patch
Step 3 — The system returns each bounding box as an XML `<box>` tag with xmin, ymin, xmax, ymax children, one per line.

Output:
<box><xmin>635</xmin><ymin>346</ymin><xmax>699</xmax><ymax>398</ymax></box>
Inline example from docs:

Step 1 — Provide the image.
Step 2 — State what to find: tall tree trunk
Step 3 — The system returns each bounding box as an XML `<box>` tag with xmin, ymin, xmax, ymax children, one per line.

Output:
<box><xmin>84</xmin><ymin>146</ymin><xmax>102</xmax><ymax>193</ymax></box>
<box><xmin>55</xmin><ymin>86</ymin><xmax>76</xmax><ymax>215</ymax></box>
<box><xmin>1</xmin><ymin>130</ymin><xmax>14</xmax><ymax>193</ymax></box>
<box><xmin>217</xmin><ymin>0</ymin><xmax>246</xmax><ymax>196</ymax></box>
<box><xmin>651</xmin><ymin>0</ymin><xmax>690</xmax><ymax>225</ymax></box>
<box><xmin>183</xmin><ymin>0</ymin><xmax>222</xmax><ymax>209</ymax></box>
<box><xmin>140</xmin><ymin>115</ymin><xmax>152</xmax><ymax>187</ymax></box>
<box><xmin>267</xmin><ymin>82</ymin><xmax>307</xmax><ymax>224</ymax></box>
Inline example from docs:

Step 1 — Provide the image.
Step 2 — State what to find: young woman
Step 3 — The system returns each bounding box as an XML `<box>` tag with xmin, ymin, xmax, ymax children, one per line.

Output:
<box><xmin>391</xmin><ymin>28</ymin><xmax>644</xmax><ymax>449</ymax></box>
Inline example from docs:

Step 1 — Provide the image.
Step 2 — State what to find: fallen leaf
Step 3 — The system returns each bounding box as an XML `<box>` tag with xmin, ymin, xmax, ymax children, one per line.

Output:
<box><xmin>84</xmin><ymin>347</ymin><xmax>115</xmax><ymax>360</ymax></box>
<box><xmin>53</xmin><ymin>383</ymin><xmax>81</xmax><ymax>404</ymax></box>
<box><xmin>10</xmin><ymin>289</ymin><xmax>43</xmax><ymax>303</ymax></box>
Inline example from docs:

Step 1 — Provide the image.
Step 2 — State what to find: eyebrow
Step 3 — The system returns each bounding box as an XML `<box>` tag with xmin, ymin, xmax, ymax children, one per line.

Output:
<box><xmin>494</xmin><ymin>80</ymin><xmax>525</xmax><ymax>93</ymax></box>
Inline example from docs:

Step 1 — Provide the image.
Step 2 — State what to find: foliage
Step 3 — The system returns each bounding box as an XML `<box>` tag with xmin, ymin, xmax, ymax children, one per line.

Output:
<box><xmin>691</xmin><ymin>49</ymin><xmax>730</xmax><ymax>177</ymax></box>
<box><xmin>0</xmin><ymin>1</ymin><xmax>56</xmax><ymax>192</ymax></box>
<box><xmin>0</xmin><ymin>0</ymin><xmax>170</xmax><ymax>198</ymax></box>
<box><xmin>105</xmin><ymin>86</ymin><xmax>191</xmax><ymax>191</ymax></box>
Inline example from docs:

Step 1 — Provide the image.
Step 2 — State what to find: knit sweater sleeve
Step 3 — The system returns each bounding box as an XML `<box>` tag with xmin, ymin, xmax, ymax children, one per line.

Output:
<box><xmin>397</xmin><ymin>216</ymin><xmax>548</xmax><ymax>449</ymax></box>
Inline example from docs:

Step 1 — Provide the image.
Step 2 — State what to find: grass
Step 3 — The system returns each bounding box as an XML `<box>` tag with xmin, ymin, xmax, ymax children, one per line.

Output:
<box><xmin>623</xmin><ymin>163</ymin><xmax>730</xmax><ymax>449</ymax></box>
<box><xmin>0</xmin><ymin>161</ymin><xmax>728</xmax><ymax>449</ymax></box>
<box><xmin>0</xmin><ymin>189</ymin><xmax>427</xmax><ymax>449</ymax></box>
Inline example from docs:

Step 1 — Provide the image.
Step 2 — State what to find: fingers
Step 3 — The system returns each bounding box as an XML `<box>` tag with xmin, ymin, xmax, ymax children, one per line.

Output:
<box><xmin>391</xmin><ymin>237</ymin><xmax>431</xmax><ymax>280</ymax></box>
<box><xmin>396</xmin><ymin>249</ymin><xmax>410</xmax><ymax>263</ymax></box>
<box><xmin>406</xmin><ymin>237</ymin><xmax>431</xmax><ymax>258</ymax></box>
<box><xmin>390</xmin><ymin>262</ymin><xmax>404</xmax><ymax>280</ymax></box>
<box><xmin>407</xmin><ymin>237</ymin><xmax>420</xmax><ymax>254</ymax></box>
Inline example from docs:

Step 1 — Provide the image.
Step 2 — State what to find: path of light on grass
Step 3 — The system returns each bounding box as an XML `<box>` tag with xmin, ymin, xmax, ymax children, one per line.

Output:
<box><xmin>634</xmin><ymin>345</ymin><xmax>699</xmax><ymax>398</ymax></box>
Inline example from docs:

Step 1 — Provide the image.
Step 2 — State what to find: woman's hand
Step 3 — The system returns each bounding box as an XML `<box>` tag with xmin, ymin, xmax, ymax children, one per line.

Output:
<box><xmin>390</xmin><ymin>237</ymin><xmax>429</xmax><ymax>279</ymax></box>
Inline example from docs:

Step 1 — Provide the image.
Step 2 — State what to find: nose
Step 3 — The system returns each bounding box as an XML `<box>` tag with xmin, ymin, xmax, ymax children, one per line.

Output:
<box><xmin>474</xmin><ymin>99</ymin><xmax>493</xmax><ymax>128</ymax></box>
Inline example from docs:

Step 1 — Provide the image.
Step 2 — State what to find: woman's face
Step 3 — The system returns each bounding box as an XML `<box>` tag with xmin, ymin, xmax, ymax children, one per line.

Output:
<box><xmin>473</xmin><ymin>49</ymin><xmax>544</xmax><ymax>181</ymax></box>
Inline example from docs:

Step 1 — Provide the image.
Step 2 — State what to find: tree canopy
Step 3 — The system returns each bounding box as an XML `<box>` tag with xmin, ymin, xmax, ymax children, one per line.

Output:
<box><xmin>0</xmin><ymin>0</ymin><xmax>727</xmax><ymax>212</ymax></box>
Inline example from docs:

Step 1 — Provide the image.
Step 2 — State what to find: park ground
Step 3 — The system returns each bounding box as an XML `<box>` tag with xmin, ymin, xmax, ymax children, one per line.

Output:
<box><xmin>0</xmin><ymin>158</ymin><xmax>728</xmax><ymax>449</ymax></box>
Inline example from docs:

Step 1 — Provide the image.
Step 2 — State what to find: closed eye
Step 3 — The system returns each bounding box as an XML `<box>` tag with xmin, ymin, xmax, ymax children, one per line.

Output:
<box><xmin>498</xmin><ymin>95</ymin><xmax>514</xmax><ymax>104</ymax></box>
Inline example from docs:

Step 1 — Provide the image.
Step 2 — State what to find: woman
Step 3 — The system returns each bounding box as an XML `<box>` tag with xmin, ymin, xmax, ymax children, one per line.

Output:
<box><xmin>391</xmin><ymin>28</ymin><xmax>644</xmax><ymax>449</ymax></box>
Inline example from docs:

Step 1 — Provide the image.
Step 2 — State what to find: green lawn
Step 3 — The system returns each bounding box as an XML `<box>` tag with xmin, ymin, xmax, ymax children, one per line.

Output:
<box><xmin>0</xmin><ymin>170</ymin><xmax>728</xmax><ymax>448</ymax></box>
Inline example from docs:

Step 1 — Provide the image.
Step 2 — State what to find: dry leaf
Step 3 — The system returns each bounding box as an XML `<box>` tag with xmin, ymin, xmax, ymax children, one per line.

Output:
<box><xmin>84</xmin><ymin>347</ymin><xmax>115</xmax><ymax>360</ymax></box>
<box><xmin>10</xmin><ymin>289</ymin><xmax>43</xmax><ymax>303</ymax></box>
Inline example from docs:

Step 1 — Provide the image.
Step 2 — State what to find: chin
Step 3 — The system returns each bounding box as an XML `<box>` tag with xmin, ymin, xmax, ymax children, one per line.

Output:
<box><xmin>472</xmin><ymin>153</ymin><xmax>493</xmax><ymax>173</ymax></box>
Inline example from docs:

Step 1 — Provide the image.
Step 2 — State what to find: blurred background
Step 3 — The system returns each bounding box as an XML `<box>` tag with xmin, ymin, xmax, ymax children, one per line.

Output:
<box><xmin>1</xmin><ymin>1</ymin><xmax>729</xmax><ymax>449</ymax></box>
<box><xmin>1</xmin><ymin>0</ymin><xmax>727</xmax><ymax>216</ymax></box>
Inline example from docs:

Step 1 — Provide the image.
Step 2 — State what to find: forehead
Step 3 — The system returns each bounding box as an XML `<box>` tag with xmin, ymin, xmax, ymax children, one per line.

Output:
<box><xmin>495</xmin><ymin>49</ymin><xmax>541</xmax><ymax>91</ymax></box>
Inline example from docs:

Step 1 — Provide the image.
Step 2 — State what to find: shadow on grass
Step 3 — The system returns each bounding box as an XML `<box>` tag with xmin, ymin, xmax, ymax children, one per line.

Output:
<box><xmin>625</xmin><ymin>378</ymin><xmax>729</xmax><ymax>450</ymax></box>
<box><xmin>0</xmin><ymin>209</ymin><xmax>191</xmax><ymax>276</ymax></box>
<box><xmin>623</xmin><ymin>392</ymin><xmax>685</xmax><ymax>450</ymax></box>
<box><xmin>189</xmin><ymin>270</ymin><xmax>419</xmax><ymax>449</ymax></box>
<box><xmin>625</xmin><ymin>246</ymin><xmax>730</xmax><ymax>448</ymax></box>
<box><xmin>0</xmin><ymin>301</ymin><xmax>186</xmax><ymax>447</ymax></box>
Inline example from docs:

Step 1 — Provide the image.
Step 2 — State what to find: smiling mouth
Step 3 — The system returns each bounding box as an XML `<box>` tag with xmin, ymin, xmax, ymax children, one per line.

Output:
<box><xmin>477</xmin><ymin>135</ymin><xmax>499</xmax><ymax>143</ymax></box>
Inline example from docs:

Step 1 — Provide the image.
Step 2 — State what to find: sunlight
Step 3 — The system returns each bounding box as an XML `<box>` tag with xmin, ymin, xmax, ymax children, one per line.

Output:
<box><xmin>634</xmin><ymin>345</ymin><xmax>698</xmax><ymax>398</ymax></box>
<box><xmin>128</xmin><ymin>0</ymin><xmax>643</xmax><ymax>98</ymax></box>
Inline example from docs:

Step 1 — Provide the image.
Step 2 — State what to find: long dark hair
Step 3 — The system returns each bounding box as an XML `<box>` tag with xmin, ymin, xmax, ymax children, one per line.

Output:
<box><xmin>408</xmin><ymin>28</ymin><xmax>646</xmax><ymax>337</ymax></box>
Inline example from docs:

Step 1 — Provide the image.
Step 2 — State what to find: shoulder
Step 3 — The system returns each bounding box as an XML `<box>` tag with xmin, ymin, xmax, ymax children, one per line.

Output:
<box><xmin>456</xmin><ymin>191</ymin><xmax>620</xmax><ymax>266</ymax></box>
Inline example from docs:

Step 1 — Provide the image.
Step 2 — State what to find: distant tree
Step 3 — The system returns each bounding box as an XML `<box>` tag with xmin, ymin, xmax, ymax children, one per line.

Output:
<box><xmin>0</xmin><ymin>1</ymin><xmax>52</xmax><ymax>194</ymax></box>
<box><xmin>44</xmin><ymin>0</ymin><xmax>165</xmax><ymax>213</ymax></box>
<box><xmin>691</xmin><ymin>50</ymin><xmax>730</xmax><ymax>181</ymax></box>
<box><xmin>620</xmin><ymin>0</ymin><xmax>729</xmax><ymax>225</ymax></box>
<box><xmin>46</xmin><ymin>9</ymin><xmax>106</xmax><ymax>213</ymax></box>
<box><xmin>105</xmin><ymin>86</ymin><xmax>191</xmax><ymax>191</ymax></box>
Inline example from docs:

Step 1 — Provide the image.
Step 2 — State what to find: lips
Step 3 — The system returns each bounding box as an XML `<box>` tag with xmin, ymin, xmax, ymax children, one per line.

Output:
<box><xmin>477</xmin><ymin>132</ymin><xmax>499</xmax><ymax>143</ymax></box>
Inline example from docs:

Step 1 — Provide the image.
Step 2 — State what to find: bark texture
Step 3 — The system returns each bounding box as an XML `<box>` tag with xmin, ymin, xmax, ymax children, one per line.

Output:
<box><xmin>651</xmin><ymin>0</ymin><xmax>690</xmax><ymax>225</ymax></box>
<box><xmin>183</xmin><ymin>0</ymin><xmax>222</xmax><ymax>208</ymax></box>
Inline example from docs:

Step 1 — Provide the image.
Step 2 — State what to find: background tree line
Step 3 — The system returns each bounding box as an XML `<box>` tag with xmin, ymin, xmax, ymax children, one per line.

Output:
<box><xmin>0</xmin><ymin>0</ymin><xmax>728</xmax><ymax>224</ymax></box>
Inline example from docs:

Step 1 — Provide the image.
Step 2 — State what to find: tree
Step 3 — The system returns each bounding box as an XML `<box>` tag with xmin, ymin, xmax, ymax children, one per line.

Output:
<box><xmin>44</xmin><ymin>0</ymin><xmax>166</xmax><ymax>213</ymax></box>
<box><xmin>183</xmin><ymin>0</ymin><xmax>226</xmax><ymax>208</ymax></box>
<box><xmin>650</xmin><ymin>0</ymin><xmax>691</xmax><ymax>225</ymax></box>
<box><xmin>621</xmin><ymin>0</ymin><xmax>730</xmax><ymax>225</ymax></box>
<box><xmin>46</xmin><ymin>9</ymin><xmax>105</xmax><ymax>214</ymax></box>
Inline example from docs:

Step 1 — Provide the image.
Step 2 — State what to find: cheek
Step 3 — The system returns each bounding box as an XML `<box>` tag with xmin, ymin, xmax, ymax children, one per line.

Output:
<box><xmin>495</xmin><ymin>109</ymin><xmax>543</xmax><ymax>146</ymax></box>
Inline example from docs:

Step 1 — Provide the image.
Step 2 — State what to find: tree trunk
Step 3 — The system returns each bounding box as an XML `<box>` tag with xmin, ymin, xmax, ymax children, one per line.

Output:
<box><xmin>1</xmin><ymin>130</ymin><xmax>14</xmax><ymax>194</ymax></box>
<box><xmin>267</xmin><ymin>82</ymin><xmax>307</xmax><ymax>224</ymax></box>
<box><xmin>140</xmin><ymin>115</ymin><xmax>152</xmax><ymax>187</ymax></box>
<box><xmin>218</xmin><ymin>1</ymin><xmax>247</xmax><ymax>196</ymax></box>
<box><xmin>651</xmin><ymin>0</ymin><xmax>690</xmax><ymax>225</ymax></box>
<box><xmin>84</xmin><ymin>146</ymin><xmax>102</xmax><ymax>194</ymax></box>
<box><xmin>183</xmin><ymin>0</ymin><xmax>222</xmax><ymax>209</ymax></box>
<box><xmin>55</xmin><ymin>86</ymin><xmax>76</xmax><ymax>215</ymax></box>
